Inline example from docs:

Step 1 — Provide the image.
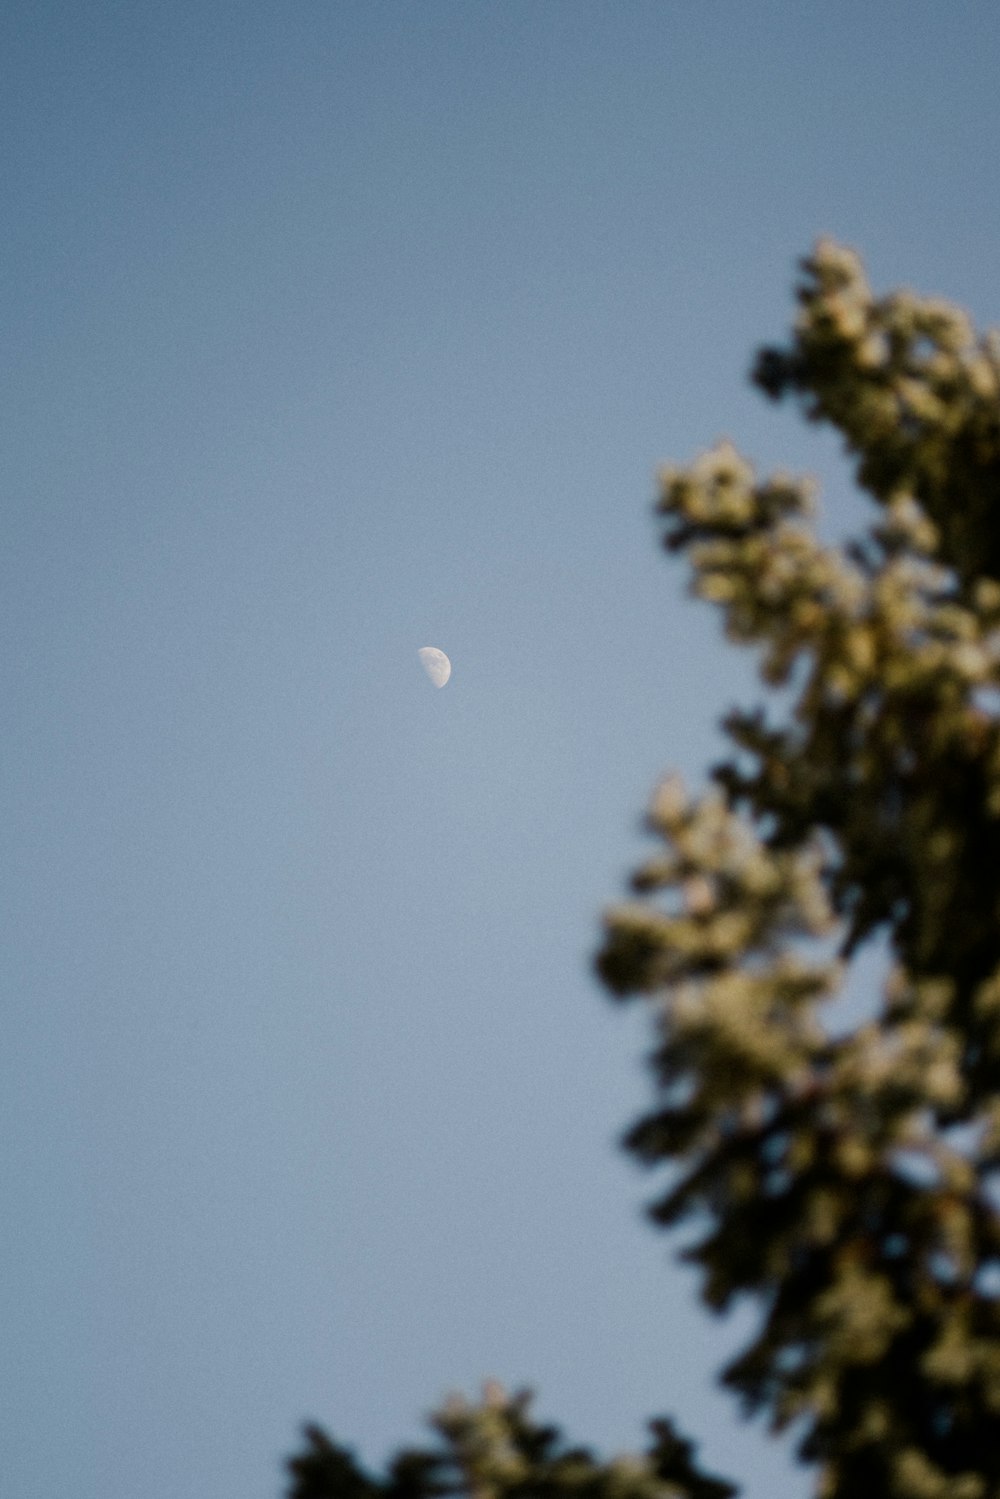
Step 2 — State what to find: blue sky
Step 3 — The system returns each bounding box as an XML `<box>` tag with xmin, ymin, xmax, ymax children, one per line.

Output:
<box><xmin>4</xmin><ymin>5</ymin><xmax>1000</xmax><ymax>1497</ymax></box>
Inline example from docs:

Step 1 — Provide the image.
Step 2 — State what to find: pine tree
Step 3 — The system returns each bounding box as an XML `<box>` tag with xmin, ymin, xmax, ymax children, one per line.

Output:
<box><xmin>600</xmin><ymin>242</ymin><xmax>1000</xmax><ymax>1499</ymax></box>
<box><xmin>286</xmin><ymin>1386</ymin><xmax>734</xmax><ymax>1499</ymax></box>
<box><xmin>288</xmin><ymin>244</ymin><xmax>1000</xmax><ymax>1499</ymax></box>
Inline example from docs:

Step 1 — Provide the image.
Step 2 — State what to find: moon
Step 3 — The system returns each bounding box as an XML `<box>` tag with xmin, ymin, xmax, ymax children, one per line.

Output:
<box><xmin>417</xmin><ymin>646</ymin><xmax>451</xmax><ymax>688</ymax></box>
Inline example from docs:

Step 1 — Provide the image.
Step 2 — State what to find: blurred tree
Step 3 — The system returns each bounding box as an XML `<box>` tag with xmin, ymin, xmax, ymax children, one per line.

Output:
<box><xmin>288</xmin><ymin>244</ymin><xmax>1000</xmax><ymax>1499</ymax></box>
<box><xmin>286</xmin><ymin>1387</ymin><xmax>734</xmax><ymax>1499</ymax></box>
<box><xmin>599</xmin><ymin>242</ymin><xmax>1000</xmax><ymax>1499</ymax></box>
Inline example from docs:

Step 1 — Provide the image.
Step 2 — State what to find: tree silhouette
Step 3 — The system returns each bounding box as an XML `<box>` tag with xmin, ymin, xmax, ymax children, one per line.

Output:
<box><xmin>286</xmin><ymin>1387</ymin><xmax>735</xmax><ymax>1499</ymax></box>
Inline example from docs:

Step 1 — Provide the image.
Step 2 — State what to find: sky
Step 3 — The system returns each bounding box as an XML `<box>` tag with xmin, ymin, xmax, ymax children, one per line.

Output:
<box><xmin>4</xmin><ymin>4</ymin><xmax>1000</xmax><ymax>1497</ymax></box>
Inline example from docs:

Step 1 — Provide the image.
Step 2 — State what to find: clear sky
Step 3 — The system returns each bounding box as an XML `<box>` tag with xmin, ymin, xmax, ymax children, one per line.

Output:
<box><xmin>4</xmin><ymin>4</ymin><xmax>1000</xmax><ymax>1497</ymax></box>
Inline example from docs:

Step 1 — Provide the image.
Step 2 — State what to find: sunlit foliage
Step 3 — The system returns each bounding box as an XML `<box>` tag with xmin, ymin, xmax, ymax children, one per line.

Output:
<box><xmin>599</xmin><ymin>242</ymin><xmax>1000</xmax><ymax>1499</ymax></box>
<box><xmin>286</xmin><ymin>1385</ymin><xmax>734</xmax><ymax>1499</ymax></box>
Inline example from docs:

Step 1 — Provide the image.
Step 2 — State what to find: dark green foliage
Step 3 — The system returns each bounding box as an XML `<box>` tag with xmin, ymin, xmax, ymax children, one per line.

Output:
<box><xmin>598</xmin><ymin>243</ymin><xmax>1000</xmax><ymax>1499</ymax></box>
<box><xmin>287</xmin><ymin>1428</ymin><xmax>383</xmax><ymax>1499</ymax></box>
<box><xmin>286</xmin><ymin>1389</ymin><xmax>735</xmax><ymax>1499</ymax></box>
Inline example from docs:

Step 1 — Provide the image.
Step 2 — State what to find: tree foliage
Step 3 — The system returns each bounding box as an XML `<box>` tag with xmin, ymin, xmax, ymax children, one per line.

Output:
<box><xmin>600</xmin><ymin>241</ymin><xmax>1000</xmax><ymax>1499</ymax></box>
<box><xmin>286</xmin><ymin>1387</ymin><xmax>734</xmax><ymax>1499</ymax></box>
<box><xmin>288</xmin><ymin>243</ymin><xmax>1000</xmax><ymax>1499</ymax></box>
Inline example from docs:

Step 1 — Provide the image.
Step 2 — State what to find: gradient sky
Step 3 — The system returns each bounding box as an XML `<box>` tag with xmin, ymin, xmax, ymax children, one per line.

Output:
<box><xmin>5</xmin><ymin>5</ymin><xmax>1000</xmax><ymax>1497</ymax></box>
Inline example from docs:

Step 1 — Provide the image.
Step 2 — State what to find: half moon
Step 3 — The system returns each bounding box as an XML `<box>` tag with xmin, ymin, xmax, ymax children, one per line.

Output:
<box><xmin>418</xmin><ymin>646</ymin><xmax>451</xmax><ymax>688</ymax></box>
